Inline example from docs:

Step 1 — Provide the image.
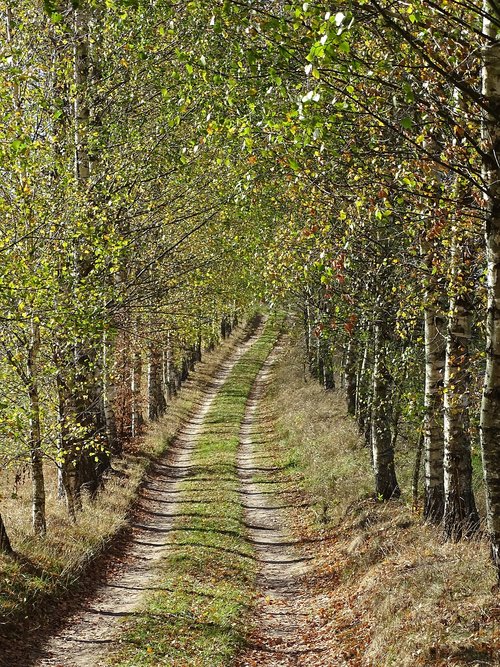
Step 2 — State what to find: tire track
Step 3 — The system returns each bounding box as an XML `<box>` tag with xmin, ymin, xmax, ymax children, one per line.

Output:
<box><xmin>236</xmin><ymin>342</ymin><xmax>325</xmax><ymax>667</ymax></box>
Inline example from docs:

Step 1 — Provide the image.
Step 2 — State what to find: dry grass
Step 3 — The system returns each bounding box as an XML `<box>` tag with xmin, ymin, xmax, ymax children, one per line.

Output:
<box><xmin>268</xmin><ymin>335</ymin><xmax>372</xmax><ymax>525</ymax></box>
<box><xmin>0</xmin><ymin>323</ymin><xmax>253</xmax><ymax>628</ymax></box>
<box><xmin>341</xmin><ymin>501</ymin><xmax>500</xmax><ymax>666</ymax></box>
<box><xmin>0</xmin><ymin>447</ymin><xmax>147</xmax><ymax>625</ymax></box>
<box><xmin>265</xmin><ymin>329</ymin><xmax>500</xmax><ymax>666</ymax></box>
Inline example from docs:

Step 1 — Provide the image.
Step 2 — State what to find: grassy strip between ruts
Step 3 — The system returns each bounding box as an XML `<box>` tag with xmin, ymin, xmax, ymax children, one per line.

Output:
<box><xmin>0</xmin><ymin>321</ymin><xmax>258</xmax><ymax>645</ymax></box>
<box><xmin>110</xmin><ymin>316</ymin><xmax>282</xmax><ymax>667</ymax></box>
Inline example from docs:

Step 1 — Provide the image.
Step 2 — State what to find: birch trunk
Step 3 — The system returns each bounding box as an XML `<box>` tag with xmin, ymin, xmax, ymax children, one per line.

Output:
<box><xmin>412</xmin><ymin>430</ymin><xmax>424</xmax><ymax>509</ymax></box>
<box><xmin>148</xmin><ymin>345</ymin><xmax>160</xmax><ymax>421</ymax></box>
<box><xmin>316</xmin><ymin>336</ymin><xmax>324</xmax><ymax>385</ymax></box>
<box><xmin>131</xmin><ymin>320</ymin><xmax>144</xmax><ymax>437</ymax></box>
<box><xmin>26</xmin><ymin>394</ymin><xmax>45</xmax><ymax>516</ymax></box>
<box><xmin>371</xmin><ymin>316</ymin><xmax>400</xmax><ymax>499</ymax></box>
<box><xmin>0</xmin><ymin>513</ymin><xmax>12</xmax><ymax>555</ymax></box>
<box><xmin>62</xmin><ymin>464</ymin><xmax>81</xmax><ymax>522</ymax></box>
<box><xmin>324</xmin><ymin>365</ymin><xmax>335</xmax><ymax>390</ymax></box>
<box><xmin>148</xmin><ymin>344</ymin><xmax>166</xmax><ymax>420</ymax></box>
<box><xmin>131</xmin><ymin>347</ymin><xmax>144</xmax><ymax>436</ymax></box>
<box><xmin>181</xmin><ymin>352</ymin><xmax>190</xmax><ymax>382</ymax></box>
<box><xmin>303</xmin><ymin>304</ymin><xmax>311</xmax><ymax>361</ymax></box>
<box><xmin>8</xmin><ymin>7</ymin><xmax>46</xmax><ymax>535</ymax></box>
<box><xmin>165</xmin><ymin>331</ymin><xmax>176</xmax><ymax>399</ymax></box>
<box><xmin>345</xmin><ymin>338</ymin><xmax>357</xmax><ymax>416</ymax></box>
<box><xmin>188</xmin><ymin>345</ymin><xmax>196</xmax><ymax>372</ymax></box>
<box><xmin>103</xmin><ymin>330</ymin><xmax>119</xmax><ymax>455</ymax></box>
<box><xmin>339</xmin><ymin>347</ymin><xmax>346</xmax><ymax>390</ymax></box>
<box><xmin>162</xmin><ymin>348</ymin><xmax>168</xmax><ymax>403</ymax></box>
<box><xmin>196</xmin><ymin>334</ymin><xmax>202</xmax><ymax>363</ymax></box>
<box><xmin>356</xmin><ymin>329</ymin><xmax>372</xmax><ymax>447</ymax></box>
<box><xmin>314</xmin><ymin>322</ymin><xmax>331</xmax><ymax>388</ymax></box>
<box><xmin>420</xmin><ymin>134</ymin><xmax>447</xmax><ymax>523</ymax></box>
<box><xmin>72</xmin><ymin>4</ymin><xmax>108</xmax><ymax>496</ymax></box>
<box><xmin>56</xmin><ymin>370</ymin><xmax>81</xmax><ymax>522</ymax></box>
<box><xmin>221</xmin><ymin>315</ymin><xmax>230</xmax><ymax>339</ymax></box>
<box><xmin>423</xmin><ymin>307</ymin><xmax>446</xmax><ymax>523</ymax></box>
<box><xmin>321</xmin><ymin>338</ymin><xmax>335</xmax><ymax>390</ymax></box>
<box><xmin>304</xmin><ymin>299</ymin><xmax>316</xmax><ymax>375</ymax></box>
<box><xmin>481</xmin><ymin>1</ymin><xmax>500</xmax><ymax>576</ymax></box>
<box><xmin>28</xmin><ymin>319</ymin><xmax>46</xmax><ymax>536</ymax></box>
<box><xmin>443</xmin><ymin>271</ymin><xmax>479</xmax><ymax>538</ymax></box>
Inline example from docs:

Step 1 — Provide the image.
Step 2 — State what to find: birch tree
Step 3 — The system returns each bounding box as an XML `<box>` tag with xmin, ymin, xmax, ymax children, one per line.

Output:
<box><xmin>481</xmin><ymin>1</ymin><xmax>500</xmax><ymax>574</ymax></box>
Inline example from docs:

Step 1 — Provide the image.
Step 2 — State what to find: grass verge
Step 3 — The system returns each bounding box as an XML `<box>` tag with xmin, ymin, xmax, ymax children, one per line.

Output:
<box><xmin>0</xmin><ymin>321</ymin><xmax>258</xmax><ymax>645</ymax></box>
<box><xmin>110</xmin><ymin>316</ymin><xmax>282</xmax><ymax>667</ymax></box>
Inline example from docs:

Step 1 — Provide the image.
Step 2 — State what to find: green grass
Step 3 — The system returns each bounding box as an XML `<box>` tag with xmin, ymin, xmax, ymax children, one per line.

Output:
<box><xmin>111</xmin><ymin>317</ymin><xmax>282</xmax><ymax>667</ymax></box>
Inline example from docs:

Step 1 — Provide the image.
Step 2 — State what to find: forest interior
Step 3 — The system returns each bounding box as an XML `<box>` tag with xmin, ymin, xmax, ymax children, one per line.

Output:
<box><xmin>2</xmin><ymin>0</ymin><xmax>500</xmax><ymax>665</ymax></box>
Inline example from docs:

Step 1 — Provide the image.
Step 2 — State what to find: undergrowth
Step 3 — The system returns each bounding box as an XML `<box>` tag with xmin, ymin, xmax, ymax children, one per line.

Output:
<box><xmin>0</xmin><ymin>322</ymin><xmax>255</xmax><ymax>640</ymax></box>
<box><xmin>268</xmin><ymin>334</ymin><xmax>372</xmax><ymax>526</ymax></box>
<box><xmin>263</xmin><ymin>328</ymin><xmax>500</xmax><ymax>667</ymax></box>
<box><xmin>111</xmin><ymin>317</ymin><xmax>282</xmax><ymax>667</ymax></box>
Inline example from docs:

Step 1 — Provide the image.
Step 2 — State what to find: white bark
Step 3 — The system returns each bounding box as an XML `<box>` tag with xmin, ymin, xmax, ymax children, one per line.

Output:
<box><xmin>481</xmin><ymin>2</ymin><xmax>500</xmax><ymax>574</ymax></box>
<box><xmin>423</xmin><ymin>306</ymin><xmax>445</xmax><ymax>523</ymax></box>
<box><xmin>443</xmin><ymin>230</ymin><xmax>478</xmax><ymax>538</ymax></box>
<box><xmin>356</xmin><ymin>329</ymin><xmax>372</xmax><ymax>446</ymax></box>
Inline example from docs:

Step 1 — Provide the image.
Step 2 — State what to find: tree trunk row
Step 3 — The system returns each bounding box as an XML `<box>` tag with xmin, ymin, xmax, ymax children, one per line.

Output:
<box><xmin>302</xmin><ymin>275</ymin><xmax>479</xmax><ymax>539</ymax></box>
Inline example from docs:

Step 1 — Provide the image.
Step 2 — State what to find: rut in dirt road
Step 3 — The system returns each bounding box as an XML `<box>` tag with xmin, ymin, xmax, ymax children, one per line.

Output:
<box><xmin>236</xmin><ymin>343</ymin><xmax>325</xmax><ymax>667</ymax></box>
<box><xmin>13</xmin><ymin>322</ymin><xmax>265</xmax><ymax>667</ymax></box>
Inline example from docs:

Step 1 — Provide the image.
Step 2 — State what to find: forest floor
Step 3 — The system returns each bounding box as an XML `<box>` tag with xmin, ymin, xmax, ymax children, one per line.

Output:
<box><xmin>2</xmin><ymin>318</ymin><xmax>500</xmax><ymax>667</ymax></box>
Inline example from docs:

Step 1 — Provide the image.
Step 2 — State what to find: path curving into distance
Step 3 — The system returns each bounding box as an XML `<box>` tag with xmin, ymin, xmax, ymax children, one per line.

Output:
<box><xmin>16</xmin><ymin>320</ymin><xmax>266</xmax><ymax>667</ymax></box>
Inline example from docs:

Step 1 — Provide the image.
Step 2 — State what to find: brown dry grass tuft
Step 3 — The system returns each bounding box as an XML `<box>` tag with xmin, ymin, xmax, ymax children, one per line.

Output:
<box><xmin>341</xmin><ymin>501</ymin><xmax>500</xmax><ymax>666</ymax></box>
<box><xmin>266</xmin><ymin>330</ymin><xmax>500</xmax><ymax>666</ymax></box>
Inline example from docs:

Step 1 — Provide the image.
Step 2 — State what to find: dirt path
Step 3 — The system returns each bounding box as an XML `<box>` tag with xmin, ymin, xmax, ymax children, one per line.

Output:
<box><xmin>22</xmin><ymin>324</ymin><xmax>264</xmax><ymax>667</ymax></box>
<box><xmin>236</xmin><ymin>343</ymin><xmax>325</xmax><ymax>667</ymax></box>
